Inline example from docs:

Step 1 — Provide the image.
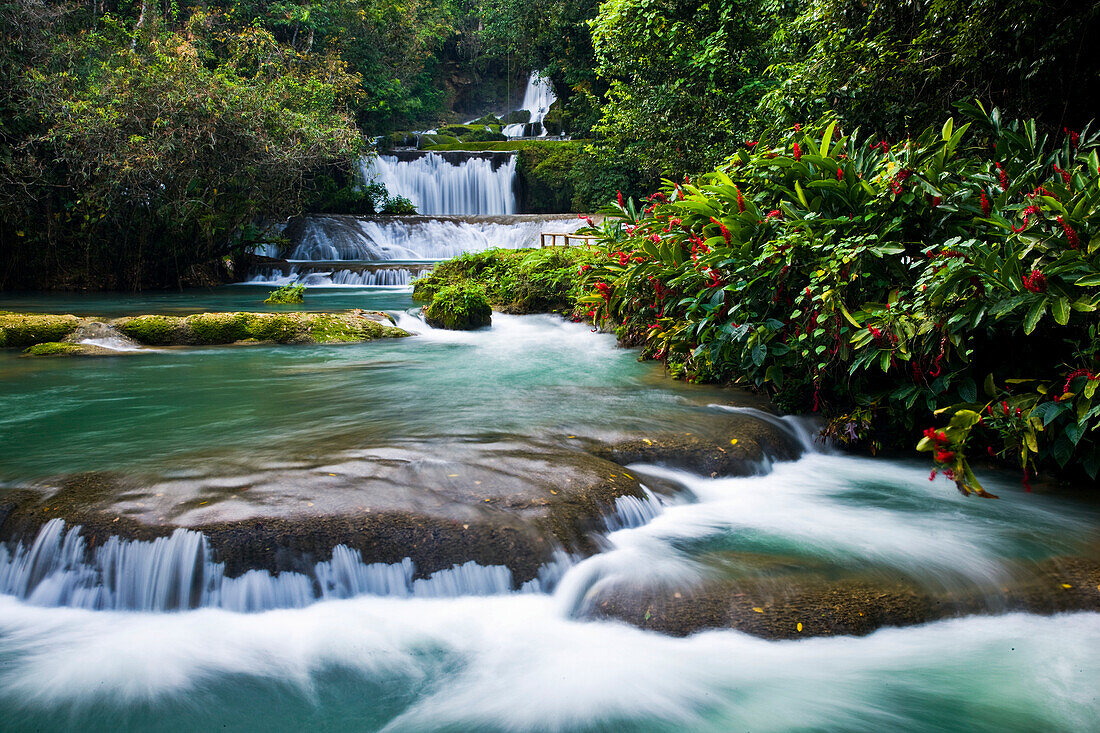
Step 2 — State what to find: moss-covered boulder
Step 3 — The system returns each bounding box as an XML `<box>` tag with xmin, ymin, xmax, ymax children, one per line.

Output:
<box><xmin>21</xmin><ymin>341</ymin><xmax>85</xmax><ymax>357</ymax></box>
<box><xmin>0</xmin><ymin>312</ymin><xmax>81</xmax><ymax>347</ymax></box>
<box><xmin>424</xmin><ymin>285</ymin><xmax>492</xmax><ymax>330</ymax></box>
<box><xmin>113</xmin><ymin>311</ymin><xmax>409</xmax><ymax>345</ymax></box>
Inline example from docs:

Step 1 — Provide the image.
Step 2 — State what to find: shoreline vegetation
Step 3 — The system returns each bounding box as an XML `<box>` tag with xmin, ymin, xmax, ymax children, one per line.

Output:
<box><xmin>415</xmin><ymin>106</ymin><xmax>1100</xmax><ymax>492</ymax></box>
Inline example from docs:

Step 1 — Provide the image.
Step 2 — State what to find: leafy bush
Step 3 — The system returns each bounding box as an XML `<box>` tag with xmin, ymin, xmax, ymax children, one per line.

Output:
<box><xmin>414</xmin><ymin>246</ymin><xmax>600</xmax><ymax>313</ymax></box>
<box><xmin>424</xmin><ymin>284</ymin><xmax>493</xmax><ymax>330</ymax></box>
<box><xmin>576</xmin><ymin>104</ymin><xmax>1100</xmax><ymax>492</ymax></box>
<box><xmin>264</xmin><ymin>284</ymin><xmax>306</xmax><ymax>304</ymax></box>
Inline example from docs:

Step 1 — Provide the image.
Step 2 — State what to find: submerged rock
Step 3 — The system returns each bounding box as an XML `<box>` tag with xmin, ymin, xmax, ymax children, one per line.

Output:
<box><xmin>584</xmin><ymin>556</ymin><xmax>1100</xmax><ymax>639</ymax></box>
<box><xmin>0</xmin><ymin>440</ymin><xmax>648</xmax><ymax>585</ymax></box>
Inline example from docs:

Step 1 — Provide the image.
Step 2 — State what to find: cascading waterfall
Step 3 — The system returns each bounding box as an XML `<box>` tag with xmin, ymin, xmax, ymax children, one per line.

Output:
<box><xmin>244</xmin><ymin>214</ymin><xmax>586</xmax><ymax>286</ymax></box>
<box><xmin>0</xmin><ymin>519</ymin><xmax>575</xmax><ymax>612</ymax></box>
<box><xmin>504</xmin><ymin>72</ymin><xmax>557</xmax><ymax>138</ymax></box>
<box><xmin>360</xmin><ymin>151</ymin><xmax>517</xmax><ymax>216</ymax></box>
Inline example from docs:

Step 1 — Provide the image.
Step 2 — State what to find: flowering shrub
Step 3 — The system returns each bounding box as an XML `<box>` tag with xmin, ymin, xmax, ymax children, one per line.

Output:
<box><xmin>576</xmin><ymin>103</ymin><xmax>1100</xmax><ymax>494</ymax></box>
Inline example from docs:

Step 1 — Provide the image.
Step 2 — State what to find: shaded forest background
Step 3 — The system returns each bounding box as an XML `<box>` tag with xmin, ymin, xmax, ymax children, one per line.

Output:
<box><xmin>2</xmin><ymin>0</ymin><xmax>1099</xmax><ymax>289</ymax></box>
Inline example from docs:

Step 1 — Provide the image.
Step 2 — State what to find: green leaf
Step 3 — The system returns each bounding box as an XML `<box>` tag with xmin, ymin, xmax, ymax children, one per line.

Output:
<box><xmin>1023</xmin><ymin>299</ymin><xmax>1046</xmax><ymax>334</ymax></box>
<box><xmin>1052</xmin><ymin>296</ymin><xmax>1070</xmax><ymax>325</ymax></box>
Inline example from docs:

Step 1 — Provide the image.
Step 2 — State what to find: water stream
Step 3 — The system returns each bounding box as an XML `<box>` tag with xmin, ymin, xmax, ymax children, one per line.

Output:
<box><xmin>0</xmin><ymin>291</ymin><xmax>1098</xmax><ymax>730</ymax></box>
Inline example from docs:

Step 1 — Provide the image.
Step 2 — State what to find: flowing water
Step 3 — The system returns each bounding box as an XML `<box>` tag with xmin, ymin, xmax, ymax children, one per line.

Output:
<box><xmin>503</xmin><ymin>72</ymin><xmax>557</xmax><ymax>138</ymax></box>
<box><xmin>1</xmin><ymin>286</ymin><xmax>1098</xmax><ymax>731</ymax></box>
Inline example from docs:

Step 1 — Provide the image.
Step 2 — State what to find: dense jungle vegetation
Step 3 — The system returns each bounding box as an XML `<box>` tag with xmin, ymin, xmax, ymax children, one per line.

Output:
<box><xmin>4</xmin><ymin>0</ymin><xmax>1098</xmax><ymax>288</ymax></box>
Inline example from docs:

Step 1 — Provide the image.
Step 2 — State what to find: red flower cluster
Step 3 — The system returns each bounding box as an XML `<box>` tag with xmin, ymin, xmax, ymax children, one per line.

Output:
<box><xmin>836</xmin><ymin>167</ymin><xmax>844</xmax><ymax>181</ymax></box>
<box><xmin>1062</xmin><ymin>368</ymin><xmax>1098</xmax><ymax>396</ymax></box>
<box><xmin>595</xmin><ymin>281</ymin><xmax>612</xmax><ymax>300</ymax></box>
<box><xmin>705</xmin><ymin>269</ymin><xmax>723</xmax><ymax>288</ymax></box>
<box><xmin>578</xmin><ymin>264</ymin><xmax>591</xmax><ymax>273</ymax></box>
<box><xmin>792</xmin><ymin>143</ymin><xmax>802</xmax><ymax>161</ymax></box>
<box><xmin>1022</xmin><ymin>268</ymin><xmax>1047</xmax><ymax>293</ymax></box>
<box><xmin>1057</xmin><ymin>216</ymin><xmax>1079</xmax><ymax>248</ymax></box>
<box><xmin>1064</xmin><ymin>128</ymin><xmax>1080</xmax><ymax>149</ymax></box>
<box><xmin>710</xmin><ymin>216</ymin><xmax>731</xmax><ymax>244</ymax></box>
<box><xmin>995</xmin><ymin>162</ymin><xmax>1009</xmax><ymax>191</ymax></box>
<box><xmin>889</xmin><ymin>169</ymin><xmax>913</xmax><ymax>195</ymax></box>
<box><xmin>578</xmin><ymin>215</ymin><xmax>594</xmax><ymax>227</ymax></box>
<box><xmin>923</xmin><ymin>428</ymin><xmax>955</xmax><ymax>464</ymax></box>
<box><xmin>1010</xmin><ymin>205</ymin><xmax>1042</xmax><ymax>233</ymax></box>
<box><xmin>869</xmin><ymin>140</ymin><xmax>890</xmax><ymax>154</ymax></box>
<box><xmin>616</xmin><ymin>190</ymin><xmax>624</xmax><ymax>208</ymax></box>
<box><xmin>1053</xmin><ymin>163</ymin><xmax>1072</xmax><ymax>185</ymax></box>
<box><xmin>765</xmin><ymin>209</ymin><xmax>783</xmax><ymax>221</ymax></box>
<box><xmin>745</xmin><ymin>140</ymin><xmax>758</xmax><ymax>149</ymax></box>
<box><xmin>980</xmin><ymin>190</ymin><xmax>991</xmax><ymax>216</ymax></box>
<box><xmin>735</xmin><ymin>186</ymin><xmax>745</xmax><ymax>213</ymax></box>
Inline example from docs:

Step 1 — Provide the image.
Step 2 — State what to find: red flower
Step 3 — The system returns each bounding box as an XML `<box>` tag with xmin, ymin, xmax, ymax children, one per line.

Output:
<box><xmin>1053</xmin><ymin>163</ymin><xmax>1072</xmax><ymax>185</ymax></box>
<box><xmin>595</xmin><ymin>281</ymin><xmax>612</xmax><ymax>300</ymax></box>
<box><xmin>869</xmin><ymin>140</ymin><xmax>890</xmax><ymax>154</ymax></box>
<box><xmin>578</xmin><ymin>264</ymin><xmax>591</xmax><ymax>273</ymax></box>
<box><xmin>792</xmin><ymin>143</ymin><xmax>802</xmax><ymax>161</ymax></box>
<box><xmin>578</xmin><ymin>215</ymin><xmax>594</xmax><ymax>227</ymax></box>
<box><xmin>616</xmin><ymin>190</ymin><xmax>624</xmax><ymax>208</ymax></box>
<box><xmin>995</xmin><ymin>162</ymin><xmax>1009</xmax><ymax>192</ymax></box>
<box><xmin>1063</xmin><ymin>369</ymin><xmax>1098</xmax><ymax>395</ymax></box>
<box><xmin>1057</xmin><ymin>216</ymin><xmax>1079</xmax><ymax>248</ymax></box>
<box><xmin>745</xmin><ymin>140</ymin><xmax>758</xmax><ymax>149</ymax></box>
<box><xmin>1022</xmin><ymin>268</ymin><xmax>1046</xmax><ymax>293</ymax></box>
<box><xmin>934</xmin><ymin>449</ymin><xmax>956</xmax><ymax>464</ymax></box>
<box><xmin>889</xmin><ymin>169</ymin><xmax>913</xmax><ymax>195</ymax></box>
<box><xmin>793</xmin><ymin>123</ymin><xmax>802</xmax><ymax>131</ymax></box>
<box><xmin>705</xmin><ymin>270</ymin><xmax>723</xmax><ymax>288</ymax></box>
<box><xmin>765</xmin><ymin>209</ymin><xmax>783</xmax><ymax>221</ymax></box>
<box><xmin>1064</xmin><ymin>128</ymin><xmax>1080</xmax><ymax>149</ymax></box>
<box><xmin>980</xmin><ymin>190</ymin><xmax>991</xmax><ymax>217</ymax></box>
<box><xmin>710</xmin><ymin>216</ymin><xmax>731</xmax><ymax>244</ymax></box>
<box><xmin>836</xmin><ymin>167</ymin><xmax>844</xmax><ymax>181</ymax></box>
<box><xmin>735</xmin><ymin>186</ymin><xmax>745</xmax><ymax>213</ymax></box>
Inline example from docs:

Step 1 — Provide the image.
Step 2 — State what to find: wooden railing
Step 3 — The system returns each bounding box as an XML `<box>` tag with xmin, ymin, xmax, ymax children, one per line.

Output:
<box><xmin>540</xmin><ymin>232</ymin><xmax>600</xmax><ymax>248</ymax></box>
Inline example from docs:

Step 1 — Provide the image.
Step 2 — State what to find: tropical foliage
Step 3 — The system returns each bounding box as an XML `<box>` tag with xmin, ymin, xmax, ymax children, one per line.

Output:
<box><xmin>575</xmin><ymin>104</ymin><xmax>1100</xmax><ymax>491</ymax></box>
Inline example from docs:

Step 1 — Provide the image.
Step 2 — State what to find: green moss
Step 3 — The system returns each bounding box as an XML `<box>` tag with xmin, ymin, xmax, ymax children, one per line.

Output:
<box><xmin>0</xmin><ymin>313</ymin><xmax>81</xmax><ymax>347</ymax></box>
<box><xmin>114</xmin><ymin>315</ymin><xmax>182</xmax><ymax>345</ymax></box>
<box><xmin>21</xmin><ymin>341</ymin><xmax>84</xmax><ymax>357</ymax></box>
<box><xmin>115</xmin><ymin>311</ymin><xmax>408</xmax><ymax>345</ymax></box>
<box><xmin>424</xmin><ymin>284</ymin><xmax>492</xmax><ymax>330</ymax></box>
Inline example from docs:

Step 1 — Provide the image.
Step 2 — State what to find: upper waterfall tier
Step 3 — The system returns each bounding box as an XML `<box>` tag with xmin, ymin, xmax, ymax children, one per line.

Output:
<box><xmin>504</xmin><ymin>73</ymin><xmax>556</xmax><ymax>138</ymax></box>
<box><xmin>361</xmin><ymin>150</ymin><xmax>517</xmax><ymax>216</ymax></box>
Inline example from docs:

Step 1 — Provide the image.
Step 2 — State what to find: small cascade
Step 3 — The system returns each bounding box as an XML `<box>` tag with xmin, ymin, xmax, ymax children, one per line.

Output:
<box><xmin>244</xmin><ymin>214</ymin><xmax>586</xmax><ymax>286</ymax></box>
<box><xmin>504</xmin><ymin>72</ymin><xmax>557</xmax><ymax>138</ymax></box>
<box><xmin>0</xmin><ymin>519</ymin><xmax>564</xmax><ymax>612</ymax></box>
<box><xmin>603</xmin><ymin>487</ymin><xmax>664</xmax><ymax>532</ymax></box>
<box><xmin>708</xmin><ymin>404</ymin><xmax>828</xmax><ymax>455</ymax></box>
<box><xmin>361</xmin><ymin>150</ymin><xmax>517</xmax><ymax>216</ymax></box>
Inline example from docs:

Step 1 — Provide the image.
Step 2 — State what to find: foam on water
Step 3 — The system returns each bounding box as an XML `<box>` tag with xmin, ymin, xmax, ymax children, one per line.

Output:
<box><xmin>0</xmin><ymin>593</ymin><xmax>1096</xmax><ymax>732</ymax></box>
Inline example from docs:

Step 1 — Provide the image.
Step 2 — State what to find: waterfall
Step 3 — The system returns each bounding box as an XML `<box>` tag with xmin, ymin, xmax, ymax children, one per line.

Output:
<box><xmin>0</xmin><ymin>519</ymin><xmax>560</xmax><ymax>612</ymax></box>
<box><xmin>504</xmin><ymin>72</ymin><xmax>557</xmax><ymax>138</ymax></box>
<box><xmin>361</xmin><ymin>151</ymin><xmax>517</xmax><ymax>216</ymax></box>
<box><xmin>244</xmin><ymin>214</ymin><xmax>586</xmax><ymax>286</ymax></box>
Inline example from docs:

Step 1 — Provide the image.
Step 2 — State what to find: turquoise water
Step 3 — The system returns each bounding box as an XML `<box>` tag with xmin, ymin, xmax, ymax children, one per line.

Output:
<box><xmin>1</xmin><ymin>288</ymin><xmax>1099</xmax><ymax>732</ymax></box>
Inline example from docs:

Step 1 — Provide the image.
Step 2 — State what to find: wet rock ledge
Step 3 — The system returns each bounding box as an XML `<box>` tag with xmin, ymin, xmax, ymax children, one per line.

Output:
<box><xmin>0</xmin><ymin>310</ymin><xmax>409</xmax><ymax>355</ymax></box>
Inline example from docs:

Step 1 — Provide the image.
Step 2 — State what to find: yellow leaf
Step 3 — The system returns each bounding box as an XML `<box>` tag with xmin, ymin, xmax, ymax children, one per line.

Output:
<box><xmin>1061</xmin><ymin>583</ymin><xmax>1073</xmax><ymax>589</ymax></box>
<box><xmin>796</xmin><ymin>622</ymin><xmax>803</xmax><ymax>632</ymax></box>
<box><xmin>643</xmin><ymin>438</ymin><xmax>653</xmax><ymax>445</ymax></box>
<box><xmin>730</xmin><ymin>439</ymin><xmax>738</xmax><ymax>445</ymax></box>
<box><xmin>447</xmin><ymin>474</ymin><xmax>459</xmax><ymax>477</ymax></box>
<box><xmin>623</xmin><ymin>472</ymin><xmax>634</xmax><ymax>480</ymax></box>
<box><xmin>752</xmin><ymin>607</ymin><xmax>764</xmax><ymax>613</ymax></box>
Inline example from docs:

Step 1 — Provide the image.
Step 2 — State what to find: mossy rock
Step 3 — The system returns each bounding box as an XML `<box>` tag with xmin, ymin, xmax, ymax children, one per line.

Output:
<box><xmin>114</xmin><ymin>311</ymin><xmax>409</xmax><ymax>345</ymax></box>
<box><xmin>424</xmin><ymin>285</ymin><xmax>492</xmax><ymax>330</ymax></box>
<box><xmin>502</xmin><ymin>110</ymin><xmax>531</xmax><ymax>125</ymax></box>
<box><xmin>21</xmin><ymin>341</ymin><xmax>85</xmax><ymax>357</ymax></box>
<box><xmin>0</xmin><ymin>313</ymin><xmax>81</xmax><ymax>347</ymax></box>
